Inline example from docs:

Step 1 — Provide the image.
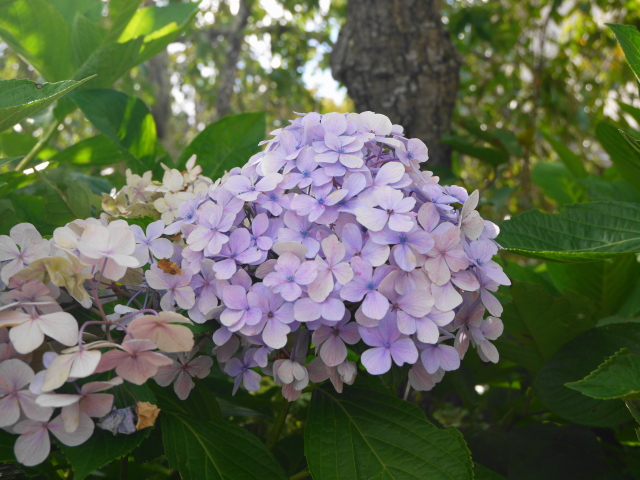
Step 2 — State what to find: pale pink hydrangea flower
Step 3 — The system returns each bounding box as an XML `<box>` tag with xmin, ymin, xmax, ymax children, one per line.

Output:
<box><xmin>155</xmin><ymin>348</ymin><xmax>213</xmax><ymax>400</ymax></box>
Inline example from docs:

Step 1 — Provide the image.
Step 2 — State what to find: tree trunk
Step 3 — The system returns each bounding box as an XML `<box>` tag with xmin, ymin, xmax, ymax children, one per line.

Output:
<box><xmin>331</xmin><ymin>0</ymin><xmax>459</xmax><ymax>168</ymax></box>
<box><xmin>215</xmin><ymin>0</ymin><xmax>251</xmax><ymax>119</ymax></box>
<box><xmin>147</xmin><ymin>50</ymin><xmax>171</xmax><ymax>142</ymax></box>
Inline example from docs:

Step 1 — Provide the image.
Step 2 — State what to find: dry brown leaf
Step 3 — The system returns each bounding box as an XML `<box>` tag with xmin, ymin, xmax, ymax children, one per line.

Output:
<box><xmin>157</xmin><ymin>258</ymin><xmax>183</xmax><ymax>275</ymax></box>
<box><xmin>135</xmin><ymin>401</ymin><xmax>161</xmax><ymax>430</ymax></box>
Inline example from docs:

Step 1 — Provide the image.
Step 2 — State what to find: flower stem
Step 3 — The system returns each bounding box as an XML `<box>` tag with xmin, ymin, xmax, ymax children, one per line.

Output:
<box><xmin>289</xmin><ymin>470</ymin><xmax>311</xmax><ymax>480</ymax></box>
<box><xmin>265</xmin><ymin>399</ymin><xmax>291</xmax><ymax>450</ymax></box>
<box><xmin>14</xmin><ymin>119</ymin><xmax>61</xmax><ymax>172</ymax></box>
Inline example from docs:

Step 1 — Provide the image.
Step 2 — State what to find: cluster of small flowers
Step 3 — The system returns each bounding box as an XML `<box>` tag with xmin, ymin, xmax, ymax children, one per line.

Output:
<box><xmin>168</xmin><ymin>111</ymin><xmax>510</xmax><ymax>400</ymax></box>
<box><xmin>0</xmin><ymin>220</ymin><xmax>207</xmax><ymax>466</ymax></box>
<box><xmin>102</xmin><ymin>155</ymin><xmax>212</xmax><ymax>224</ymax></box>
<box><xmin>0</xmin><ymin>110</ymin><xmax>510</xmax><ymax>467</ymax></box>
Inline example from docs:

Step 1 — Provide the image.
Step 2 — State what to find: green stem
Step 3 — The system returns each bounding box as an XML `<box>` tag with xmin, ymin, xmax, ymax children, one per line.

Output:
<box><xmin>265</xmin><ymin>399</ymin><xmax>291</xmax><ymax>450</ymax></box>
<box><xmin>120</xmin><ymin>454</ymin><xmax>128</xmax><ymax>480</ymax></box>
<box><xmin>14</xmin><ymin>119</ymin><xmax>61</xmax><ymax>172</ymax></box>
<box><xmin>289</xmin><ymin>470</ymin><xmax>311</xmax><ymax>480</ymax></box>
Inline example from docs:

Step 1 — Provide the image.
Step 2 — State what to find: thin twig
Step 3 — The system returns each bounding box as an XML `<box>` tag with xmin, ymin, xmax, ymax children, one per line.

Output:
<box><xmin>15</xmin><ymin>119</ymin><xmax>61</xmax><ymax>171</ymax></box>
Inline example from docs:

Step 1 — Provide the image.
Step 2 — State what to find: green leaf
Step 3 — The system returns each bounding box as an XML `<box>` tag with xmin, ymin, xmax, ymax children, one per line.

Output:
<box><xmin>48</xmin><ymin>135</ymin><xmax>122</xmax><ymax>166</ymax></box>
<box><xmin>71</xmin><ymin>12</ymin><xmax>106</xmax><ymax>67</ymax></box>
<box><xmin>118</xmin><ymin>2</ymin><xmax>199</xmax><ymax>65</ymax></box>
<box><xmin>0</xmin><ymin>76</ymin><xmax>94</xmax><ymax>133</ymax></box>
<box><xmin>58</xmin><ymin>427</ymin><xmax>152</xmax><ymax>480</ymax></box>
<box><xmin>473</xmin><ymin>463</ymin><xmax>507</xmax><ymax>480</ymax></box>
<box><xmin>162</xmin><ymin>414</ymin><xmax>288</xmax><ymax>480</ymax></box>
<box><xmin>618</xmin><ymin>102</ymin><xmax>640</xmax><ymax>127</ymax></box>
<box><xmin>595</xmin><ymin>121</ymin><xmax>640</xmax><ymax>192</ymax></box>
<box><xmin>441</xmin><ymin>134</ymin><xmax>509</xmax><ymax>167</ymax></box>
<box><xmin>41</xmin><ymin>180</ymin><xmax>93</xmax><ymax>233</ymax></box>
<box><xmin>46</xmin><ymin>0</ymin><xmax>103</xmax><ymax>25</ymax></box>
<box><xmin>546</xmin><ymin>254</ymin><xmax>640</xmax><ymax>318</ymax></box>
<box><xmin>579</xmin><ymin>176</ymin><xmax>640</xmax><ymax>203</ymax></box>
<box><xmin>120</xmin><ymin>215</ymin><xmax>157</xmax><ymax>231</ymax></box>
<box><xmin>497</xmin><ymin>201</ymin><xmax>640</xmax><ymax>262</ymax></box>
<box><xmin>531</xmin><ymin>162</ymin><xmax>584</xmax><ymax>205</ymax></box>
<box><xmin>0</xmin><ymin>427</ymin><xmax>16</xmax><ymax>461</ymax></box>
<box><xmin>626</xmin><ymin>399</ymin><xmax>640</xmax><ymax>426</ymax></box>
<box><xmin>0</xmin><ymin>156</ymin><xmax>21</xmax><ymax>168</ymax></box>
<box><xmin>102</xmin><ymin>0</ymin><xmax>143</xmax><ymax>45</ymax></box>
<box><xmin>458</xmin><ymin>118</ymin><xmax>522</xmax><ymax>157</ymax></box>
<box><xmin>72</xmin><ymin>37</ymin><xmax>145</xmax><ymax>89</ymax></box>
<box><xmin>272</xmin><ymin>434</ymin><xmax>306</xmax><ymax>476</ymax></box>
<box><xmin>494</xmin><ymin>281</ymin><xmax>595</xmax><ymax>371</ymax></box>
<box><xmin>0</xmin><ymin>199</ymin><xmax>19</xmax><ymax>235</ymax></box>
<box><xmin>534</xmin><ymin>323</ymin><xmax>640</xmax><ymax>427</ymax></box>
<box><xmin>0</xmin><ymin>131</ymin><xmax>37</xmax><ymax>156</ymax></box>
<box><xmin>608</xmin><ymin>24</ymin><xmax>640</xmax><ymax>83</ymax></box>
<box><xmin>621</xmin><ymin>129</ymin><xmax>640</xmax><ymax>155</ymax></box>
<box><xmin>71</xmin><ymin>89</ymin><xmax>158</xmax><ymax>174</ymax></box>
<box><xmin>567</xmin><ymin>348</ymin><xmax>640</xmax><ymax>400</ymax></box>
<box><xmin>467</xmin><ymin>424</ymin><xmax>619</xmax><ymax>479</ymax></box>
<box><xmin>305</xmin><ymin>381</ymin><xmax>474</xmax><ymax>480</ymax></box>
<box><xmin>541</xmin><ymin>132</ymin><xmax>587</xmax><ymax>178</ymax></box>
<box><xmin>0</xmin><ymin>0</ymin><xmax>75</xmax><ymax>81</ymax></box>
<box><xmin>150</xmin><ymin>379</ymin><xmax>222</xmax><ymax>421</ymax></box>
<box><xmin>178</xmin><ymin>112</ymin><xmax>266</xmax><ymax>178</ymax></box>
<box><xmin>10</xmin><ymin>193</ymin><xmax>45</xmax><ymax>228</ymax></box>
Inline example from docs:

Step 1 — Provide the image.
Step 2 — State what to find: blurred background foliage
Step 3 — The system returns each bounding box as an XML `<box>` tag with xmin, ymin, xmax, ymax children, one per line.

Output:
<box><xmin>2</xmin><ymin>0</ymin><xmax>639</xmax><ymax>221</ymax></box>
<box><xmin>2</xmin><ymin>1</ymin><xmax>640</xmax><ymax>479</ymax></box>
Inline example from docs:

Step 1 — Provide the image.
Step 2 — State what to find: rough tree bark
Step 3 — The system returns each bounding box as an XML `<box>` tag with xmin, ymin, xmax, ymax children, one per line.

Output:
<box><xmin>147</xmin><ymin>50</ymin><xmax>171</xmax><ymax>141</ymax></box>
<box><xmin>331</xmin><ymin>0</ymin><xmax>459</xmax><ymax>167</ymax></box>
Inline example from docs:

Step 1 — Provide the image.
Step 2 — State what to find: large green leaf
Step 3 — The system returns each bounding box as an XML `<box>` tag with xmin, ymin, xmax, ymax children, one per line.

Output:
<box><xmin>608</xmin><ymin>24</ymin><xmax>640</xmax><ymax>82</ymax></box>
<box><xmin>0</xmin><ymin>199</ymin><xmax>18</xmax><ymax>235</ymax></box>
<box><xmin>467</xmin><ymin>424</ymin><xmax>619</xmax><ymax>479</ymax></box>
<box><xmin>567</xmin><ymin>348</ymin><xmax>640</xmax><ymax>400</ymax></box>
<box><xmin>497</xmin><ymin>201</ymin><xmax>640</xmax><ymax>262</ymax></box>
<box><xmin>494</xmin><ymin>281</ymin><xmax>595</xmax><ymax>371</ymax></box>
<box><xmin>10</xmin><ymin>193</ymin><xmax>45</xmax><ymax>228</ymax></box>
<box><xmin>534</xmin><ymin>323</ymin><xmax>640</xmax><ymax>427</ymax></box>
<box><xmin>58</xmin><ymin>427</ymin><xmax>152</xmax><ymax>480</ymax></box>
<box><xmin>48</xmin><ymin>134</ymin><xmax>122</xmax><ymax>166</ymax></box>
<box><xmin>619</xmin><ymin>102</ymin><xmax>640</xmax><ymax>127</ymax></box>
<box><xmin>546</xmin><ymin>255</ymin><xmax>640</xmax><ymax>319</ymax></box>
<box><xmin>621</xmin><ymin>129</ymin><xmax>640</xmax><ymax>156</ymax></box>
<box><xmin>0</xmin><ymin>76</ymin><xmax>94</xmax><ymax>133</ymax></box>
<box><xmin>118</xmin><ymin>2</ymin><xmax>199</xmax><ymax>65</ymax></box>
<box><xmin>71</xmin><ymin>12</ymin><xmax>106</xmax><ymax>67</ymax></box>
<box><xmin>305</xmin><ymin>381</ymin><xmax>474</xmax><ymax>480</ymax></box>
<box><xmin>0</xmin><ymin>427</ymin><xmax>16</xmax><ymax>461</ymax></box>
<box><xmin>71</xmin><ymin>89</ymin><xmax>158</xmax><ymax>173</ymax></box>
<box><xmin>531</xmin><ymin>162</ymin><xmax>584</xmax><ymax>205</ymax></box>
<box><xmin>162</xmin><ymin>414</ymin><xmax>288</xmax><ymax>480</ymax></box>
<box><xmin>541</xmin><ymin>132</ymin><xmax>587</xmax><ymax>178</ymax></box>
<box><xmin>0</xmin><ymin>131</ymin><xmax>37</xmax><ymax>156</ymax></box>
<box><xmin>47</xmin><ymin>0</ymin><xmax>103</xmax><ymax>25</ymax></box>
<box><xmin>151</xmin><ymin>379</ymin><xmax>222</xmax><ymax>420</ymax></box>
<box><xmin>440</xmin><ymin>134</ymin><xmax>509</xmax><ymax>167</ymax></box>
<box><xmin>73</xmin><ymin>37</ymin><xmax>145</xmax><ymax>89</ymax></box>
<box><xmin>595</xmin><ymin>121</ymin><xmax>640</xmax><ymax>192</ymax></box>
<box><xmin>0</xmin><ymin>0</ymin><xmax>75</xmax><ymax>80</ymax></box>
<box><xmin>102</xmin><ymin>0</ymin><xmax>143</xmax><ymax>45</ymax></box>
<box><xmin>580</xmin><ymin>176</ymin><xmax>640</xmax><ymax>203</ymax></box>
<box><xmin>41</xmin><ymin>180</ymin><xmax>93</xmax><ymax>234</ymax></box>
<box><xmin>178</xmin><ymin>112</ymin><xmax>266</xmax><ymax>179</ymax></box>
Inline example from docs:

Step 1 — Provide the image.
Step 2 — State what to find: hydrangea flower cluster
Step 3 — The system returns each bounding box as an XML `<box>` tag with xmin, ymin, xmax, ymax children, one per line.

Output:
<box><xmin>101</xmin><ymin>155</ymin><xmax>212</xmax><ymax>224</ymax></box>
<box><xmin>0</xmin><ymin>111</ymin><xmax>509</xmax><ymax>467</ymax></box>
